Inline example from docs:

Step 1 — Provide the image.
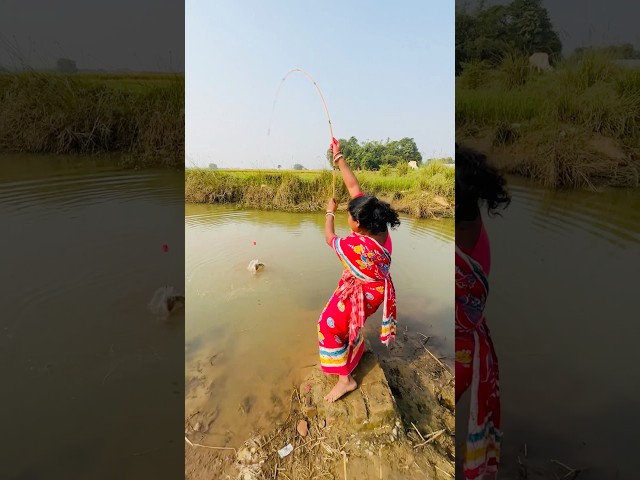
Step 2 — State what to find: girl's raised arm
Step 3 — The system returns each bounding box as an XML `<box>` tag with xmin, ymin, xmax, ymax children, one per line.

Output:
<box><xmin>331</xmin><ymin>138</ymin><xmax>362</xmax><ymax>199</ymax></box>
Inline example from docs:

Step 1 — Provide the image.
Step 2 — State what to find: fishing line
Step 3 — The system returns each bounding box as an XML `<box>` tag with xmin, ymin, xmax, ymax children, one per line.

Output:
<box><xmin>268</xmin><ymin>68</ymin><xmax>337</xmax><ymax>199</ymax></box>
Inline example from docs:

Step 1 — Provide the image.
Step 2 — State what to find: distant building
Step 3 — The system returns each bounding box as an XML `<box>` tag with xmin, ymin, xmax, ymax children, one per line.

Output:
<box><xmin>408</xmin><ymin>161</ymin><xmax>419</xmax><ymax>170</ymax></box>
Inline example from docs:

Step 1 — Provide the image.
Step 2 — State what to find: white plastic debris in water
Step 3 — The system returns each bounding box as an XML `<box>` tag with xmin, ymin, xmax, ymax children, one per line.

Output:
<box><xmin>148</xmin><ymin>286</ymin><xmax>175</xmax><ymax>318</ymax></box>
<box><xmin>277</xmin><ymin>443</ymin><xmax>293</xmax><ymax>458</ymax></box>
<box><xmin>247</xmin><ymin>259</ymin><xmax>265</xmax><ymax>274</ymax></box>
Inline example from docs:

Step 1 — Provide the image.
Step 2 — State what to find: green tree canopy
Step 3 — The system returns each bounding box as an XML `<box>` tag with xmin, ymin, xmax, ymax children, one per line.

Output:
<box><xmin>325</xmin><ymin>137</ymin><xmax>422</xmax><ymax>171</ymax></box>
<box><xmin>456</xmin><ymin>0</ymin><xmax>562</xmax><ymax>74</ymax></box>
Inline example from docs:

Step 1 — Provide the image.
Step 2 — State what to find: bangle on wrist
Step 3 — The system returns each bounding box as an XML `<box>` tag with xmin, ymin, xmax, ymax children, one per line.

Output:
<box><xmin>333</xmin><ymin>153</ymin><xmax>344</xmax><ymax>162</ymax></box>
<box><xmin>325</xmin><ymin>211</ymin><xmax>335</xmax><ymax>218</ymax></box>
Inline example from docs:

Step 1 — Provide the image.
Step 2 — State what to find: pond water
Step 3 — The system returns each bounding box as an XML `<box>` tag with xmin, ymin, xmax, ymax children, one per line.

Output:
<box><xmin>480</xmin><ymin>176</ymin><xmax>640</xmax><ymax>479</ymax></box>
<box><xmin>0</xmin><ymin>155</ymin><xmax>185</xmax><ymax>480</ymax></box>
<box><xmin>185</xmin><ymin>204</ymin><xmax>454</xmax><ymax>447</ymax></box>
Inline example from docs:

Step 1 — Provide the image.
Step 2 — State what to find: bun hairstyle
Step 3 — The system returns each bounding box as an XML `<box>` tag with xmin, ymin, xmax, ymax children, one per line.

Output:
<box><xmin>347</xmin><ymin>195</ymin><xmax>400</xmax><ymax>234</ymax></box>
<box><xmin>455</xmin><ymin>144</ymin><xmax>511</xmax><ymax>222</ymax></box>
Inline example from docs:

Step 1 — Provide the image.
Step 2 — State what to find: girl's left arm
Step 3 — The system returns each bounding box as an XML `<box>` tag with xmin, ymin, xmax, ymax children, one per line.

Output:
<box><xmin>325</xmin><ymin>198</ymin><xmax>338</xmax><ymax>245</ymax></box>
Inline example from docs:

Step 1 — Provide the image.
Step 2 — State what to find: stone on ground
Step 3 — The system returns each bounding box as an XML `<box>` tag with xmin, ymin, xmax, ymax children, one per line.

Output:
<box><xmin>299</xmin><ymin>347</ymin><xmax>399</xmax><ymax>435</ymax></box>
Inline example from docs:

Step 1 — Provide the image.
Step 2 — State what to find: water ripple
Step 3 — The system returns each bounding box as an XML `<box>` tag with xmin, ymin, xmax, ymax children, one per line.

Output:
<box><xmin>505</xmin><ymin>180</ymin><xmax>640</xmax><ymax>247</ymax></box>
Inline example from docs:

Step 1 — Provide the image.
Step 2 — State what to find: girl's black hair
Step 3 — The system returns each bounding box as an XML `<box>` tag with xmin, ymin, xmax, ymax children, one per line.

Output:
<box><xmin>347</xmin><ymin>195</ymin><xmax>400</xmax><ymax>235</ymax></box>
<box><xmin>455</xmin><ymin>144</ymin><xmax>511</xmax><ymax>223</ymax></box>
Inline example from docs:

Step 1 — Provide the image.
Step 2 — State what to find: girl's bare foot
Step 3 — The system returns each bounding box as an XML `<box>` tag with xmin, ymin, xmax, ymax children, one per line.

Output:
<box><xmin>324</xmin><ymin>376</ymin><xmax>358</xmax><ymax>402</ymax></box>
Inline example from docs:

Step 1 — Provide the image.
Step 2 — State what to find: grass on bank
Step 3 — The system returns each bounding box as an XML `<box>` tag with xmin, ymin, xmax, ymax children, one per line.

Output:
<box><xmin>0</xmin><ymin>72</ymin><xmax>184</xmax><ymax>168</ymax></box>
<box><xmin>185</xmin><ymin>162</ymin><xmax>455</xmax><ymax>219</ymax></box>
<box><xmin>456</xmin><ymin>51</ymin><xmax>640</xmax><ymax>189</ymax></box>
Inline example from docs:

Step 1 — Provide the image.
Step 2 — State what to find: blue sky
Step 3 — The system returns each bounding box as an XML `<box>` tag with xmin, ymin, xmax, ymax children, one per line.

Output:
<box><xmin>186</xmin><ymin>1</ymin><xmax>454</xmax><ymax>169</ymax></box>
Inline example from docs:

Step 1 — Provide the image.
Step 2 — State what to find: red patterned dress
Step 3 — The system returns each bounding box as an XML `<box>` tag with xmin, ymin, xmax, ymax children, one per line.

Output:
<box><xmin>456</xmin><ymin>243</ymin><xmax>501</xmax><ymax>479</ymax></box>
<box><xmin>317</xmin><ymin>232</ymin><xmax>396</xmax><ymax>375</ymax></box>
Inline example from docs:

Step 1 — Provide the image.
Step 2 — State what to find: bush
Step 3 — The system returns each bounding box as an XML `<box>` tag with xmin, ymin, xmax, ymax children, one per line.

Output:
<box><xmin>460</xmin><ymin>59</ymin><xmax>490</xmax><ymax>89</ymax></box>
<box><xmin>501</xmin><ymin>52</ymin><xmax>529</xmax><ymax>90</ymax></box>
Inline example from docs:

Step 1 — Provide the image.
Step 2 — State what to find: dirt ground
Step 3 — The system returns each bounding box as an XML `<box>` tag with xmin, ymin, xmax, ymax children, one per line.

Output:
<box><xmin>185</xmin><ymin>329</ymin><xmax>455</xmax><ymax>480</ymax></box>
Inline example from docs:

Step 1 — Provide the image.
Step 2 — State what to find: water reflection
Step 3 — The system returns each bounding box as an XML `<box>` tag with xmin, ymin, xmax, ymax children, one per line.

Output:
<box><xmin>0</xmin><ymin>154</ymin><xmax>184</xmax><ymax>480</ymax></box>
<box><xmin>483</xmin><ymin>176</ymin><xmax>640</xmax><ymax>478</ymax></box>
<box><xmin>506</xmin><ymin>176</ymin><xmax>640</xmax><ymax>247</ymax></box>
<box><xmin>185</xmin><ymin>205</ymin><xmax>455</xmax><ymax>242</ymax></box>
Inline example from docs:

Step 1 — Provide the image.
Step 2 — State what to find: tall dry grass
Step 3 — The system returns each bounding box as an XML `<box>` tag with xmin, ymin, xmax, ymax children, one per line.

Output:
<box><xmin>457</xmin><ymin>53</ymin><xmax>640</xmax><ymax>142</ymax></box>
<box><xmin>500</xmin><ymin>52</ymin><xmax>530</xmax><ymax>90</ymax></box>
<box><xmin>0</xmin><ymin>72</ymin><xmax>184</xmax><ymax>168</ymax></box>
<box><xmin>185</xmin><ymin>163</ymin><xmax>455</xmax><ymax>218</ymax></box>
<box><xmin>456</xmin><ymin>52</ymin><xmax>640</xmax><ymax>188</ymax></box>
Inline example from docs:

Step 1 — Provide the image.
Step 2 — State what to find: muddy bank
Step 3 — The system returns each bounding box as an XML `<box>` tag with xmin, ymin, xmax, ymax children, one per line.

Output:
<box><xmin>185</xmin><ymin>331</ymin><xmax>455</xmax><ymax>479</ymax></box>
<box><xmin>456</xmin><ymin>127</ymin><xmax>640</xmax><ymax>190</ymax></box>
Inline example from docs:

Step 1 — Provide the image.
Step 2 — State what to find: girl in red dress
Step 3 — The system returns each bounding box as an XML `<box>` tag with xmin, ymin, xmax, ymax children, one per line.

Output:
<box><xmin>319</xmin><ymin>139</ymin><xmax>399</xmax><ymax>402</ymax></box>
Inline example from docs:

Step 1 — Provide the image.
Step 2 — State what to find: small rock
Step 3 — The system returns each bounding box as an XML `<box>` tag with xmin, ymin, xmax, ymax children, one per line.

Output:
<box><xmin>297</xmin><ymin>419</ymin><xmax>308</xmax><ymax>437</ymax></box>
<box><xmin>392</xmin><ymin>426</ymin><xmax>398</xmax><ymax>438</ymax></box>
<box><xmin>194</xmin><ymin>422</ymin><xmax>202</xmax><ymax>432</ymax></box>
<box><xmin>250</xmin><ymin>447</ymin><xmax>256</xmax><ymax>454</ymax></box>
<box><xmin>389</xmin><ymin>434</ymin><xmax>395</xmax><ymax>442</ymax></box>
<box><xmin>319</xmin><ymin>418</ymin><xmax>326</xmax><ymax>428</ymax></box>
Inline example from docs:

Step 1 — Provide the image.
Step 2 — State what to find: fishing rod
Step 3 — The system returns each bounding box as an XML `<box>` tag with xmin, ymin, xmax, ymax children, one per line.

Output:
<box><xmin>268</xmin><ymin>68</ymin><xmax>338</xmax><ymax>198</ymax></box>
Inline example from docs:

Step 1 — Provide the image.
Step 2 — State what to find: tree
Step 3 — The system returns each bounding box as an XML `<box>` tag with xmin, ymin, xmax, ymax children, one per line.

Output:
<box><xmin>277</xmin><ymin>164</ymin><xmax>282</xmax><ymax>169</ymax></box>
<box><xmin>325</xmin><ymin>136</ymin><xmax>423</xmax><ymax>170</ymax></box>
<box><xmin>456</xmin><ymin>0</ymin><xmax>562</xmax><ymax>73</ymax></box>
<box><xmin>456</xmin><ymin>4</ymin><xmax>513</xmax><ymax>72</ymax></box>
<box><xmin>326</xmin><ymin>136</ymin><xmax>361</xmax><ymax>168</ymax></box>
<box><xmin>56</xmin><ymin>58</ymin><xmax>77</xmax><ymax>73</ymax></box>
<box><xmin>293</xmin><ymin>163</ymin><xmax>306</xmax><ymax>170</ymax></box>
<box><xmin>209</xmin><ymin>163</ymin><xmax>218</xmax><ymax>170</ymax></box>
<box><xmin>507</xmin><ymin>0</ymin><xmax>562</xmax><ymax>58</ymax></box>
<box><xmin>360</xmin><ymin>153</ymin><xmax>377</xmax><ymax>171</ymax></box>
<box><xmin>396</xmin><ymin>138</ymin><xmax>422</xmax><ymax>165</ymax></box>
